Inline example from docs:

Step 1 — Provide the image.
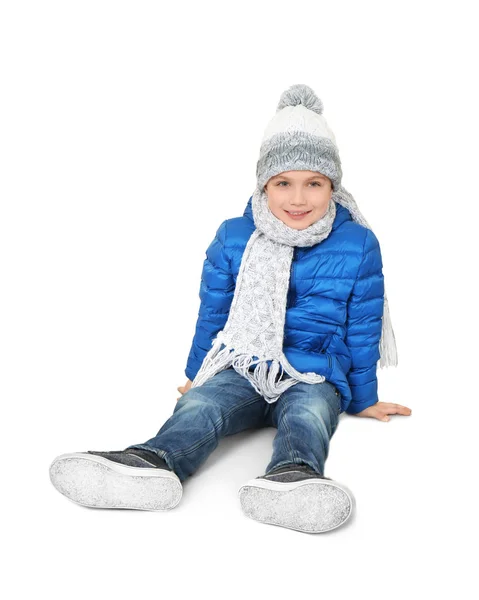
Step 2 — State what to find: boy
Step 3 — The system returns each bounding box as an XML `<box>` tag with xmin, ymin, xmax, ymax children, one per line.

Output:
<box><xmin>49</xmin><ymin>84</ymin><xmax>410</xmax><ymax>534</ymax></box>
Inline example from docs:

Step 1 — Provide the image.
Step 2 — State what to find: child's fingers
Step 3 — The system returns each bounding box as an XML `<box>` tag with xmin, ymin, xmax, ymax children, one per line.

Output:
<box><xmin>379</xmin><ymin>402</ymin><xmax>412</xmax><ymax>414</ymax></box>
<box><xmin>372</xmin><ymin>403</ymin><xmax>412</xmax><ymax>421</ymax></box>
<box><xmin>366</xmin><ymin>407</ymin><xmax>389</xmax><ymax>421</ymax></box>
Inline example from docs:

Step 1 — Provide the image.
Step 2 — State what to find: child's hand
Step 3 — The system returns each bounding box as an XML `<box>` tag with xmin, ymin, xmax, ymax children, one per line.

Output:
<box><xmin>353</xmin><ymin>401</ymin><xmax>412</xmax><ymax>421</ymax></box>
<box><xmin>177</xmin><ymin>379</ymin><xmax>192</xmax><ymax>401</ymax></box>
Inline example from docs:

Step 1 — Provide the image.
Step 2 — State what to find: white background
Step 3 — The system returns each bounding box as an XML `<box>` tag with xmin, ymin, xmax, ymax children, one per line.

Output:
<box><xmin>1</xmin><ymin>1</ymin><xmax>477</xmax><ymax>598</ymax></box>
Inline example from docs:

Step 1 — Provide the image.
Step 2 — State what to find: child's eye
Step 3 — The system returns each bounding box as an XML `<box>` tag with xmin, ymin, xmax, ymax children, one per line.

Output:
<box><xmin>276</xmin><ymin>181</ymin><xmax>322</xmax><ymax>187</ymax></box>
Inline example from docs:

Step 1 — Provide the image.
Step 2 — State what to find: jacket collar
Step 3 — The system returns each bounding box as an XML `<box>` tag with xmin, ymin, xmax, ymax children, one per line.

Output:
<box><xmin>242</xmin><ymin>195</ymin><xmax>352</xmax><ymax>231</ymax></box>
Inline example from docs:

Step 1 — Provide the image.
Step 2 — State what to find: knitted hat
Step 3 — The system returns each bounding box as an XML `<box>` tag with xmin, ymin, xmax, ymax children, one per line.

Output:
<box><xmin>256</xmin><ymin>84</ymin><xmax>342</xmax><ymax>192</ymax></box>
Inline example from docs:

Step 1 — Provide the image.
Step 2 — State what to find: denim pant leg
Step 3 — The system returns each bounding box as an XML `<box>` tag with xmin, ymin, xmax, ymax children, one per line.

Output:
<box><xmin>125</xmin><ymin>367</ymin><xmax>266</xmax><ymax>482</ymax></box>
<box><xmin>264</xmin><ymin>380</ymin><xmax>341</xmax><ymax>477</ymax></box>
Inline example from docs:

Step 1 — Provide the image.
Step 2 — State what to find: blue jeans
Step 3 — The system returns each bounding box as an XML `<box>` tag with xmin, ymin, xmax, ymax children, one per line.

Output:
<box><xmin>125</xmin><ymin>367</ymin><xmax>341</xmax><ymax>483</ymax></box>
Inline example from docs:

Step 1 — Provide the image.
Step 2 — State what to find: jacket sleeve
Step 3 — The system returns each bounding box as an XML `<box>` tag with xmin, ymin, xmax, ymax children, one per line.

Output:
<box><xmin>344</xmin><ymin>228</ymin><xmax>385</xmax><ymax>415</ymax></box>
<box><xmin>185</xmin><ymin>219</ymin><xmax>235</xmax><ymax>382</ymax></box>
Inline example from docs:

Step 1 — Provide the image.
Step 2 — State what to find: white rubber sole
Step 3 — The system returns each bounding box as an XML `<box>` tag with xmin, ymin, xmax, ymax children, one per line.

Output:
<box><xmin>238</xmin><ymin>475</ymin><xmax>355</xmax><ymax>533</ymax></box>
<box><xmin>49</xmin><ymin>452</ymin><xmax>183</xmax><ymax>511</ymax></box>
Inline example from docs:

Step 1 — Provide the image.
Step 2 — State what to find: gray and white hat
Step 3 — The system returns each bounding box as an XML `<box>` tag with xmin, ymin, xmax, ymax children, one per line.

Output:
<box><xmin>256</xmin><ymin>84</ymin><xmax>343</xmax><ymax>192</ymax></box>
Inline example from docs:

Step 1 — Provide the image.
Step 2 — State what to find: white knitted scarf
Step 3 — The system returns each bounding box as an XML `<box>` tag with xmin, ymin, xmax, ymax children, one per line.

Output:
<box><xmin>191</xmin><ymin>185</ymin><xmax>398</xmax><ymax>403</ymax></box>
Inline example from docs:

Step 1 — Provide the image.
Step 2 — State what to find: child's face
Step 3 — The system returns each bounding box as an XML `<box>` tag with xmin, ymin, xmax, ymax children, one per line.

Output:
<box><xmin>264</xmin><ymin>170</ymin><xmax>333</xmax><ymax>230</ymax></box>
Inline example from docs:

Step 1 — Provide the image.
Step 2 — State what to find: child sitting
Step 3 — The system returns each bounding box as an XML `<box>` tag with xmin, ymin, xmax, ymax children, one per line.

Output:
<box><xmin>49</xmin><ymin>83</ymin><xmax>410</xmax><ymax>534</ymax></box>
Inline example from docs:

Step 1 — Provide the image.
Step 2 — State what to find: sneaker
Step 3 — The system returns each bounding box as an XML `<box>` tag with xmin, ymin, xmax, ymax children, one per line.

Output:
<box><xmin>49</xmin><ymin>448</ymin><xmax>182</xmax><ymax>511</ymax></box>
<box><xmin>238</xmin><ymin>463</ymin><xmax>355</xmax><ymax>533</ymax></box>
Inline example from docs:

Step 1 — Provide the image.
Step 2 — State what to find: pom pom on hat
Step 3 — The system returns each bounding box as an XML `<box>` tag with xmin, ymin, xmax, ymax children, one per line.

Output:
<box><xmin>276</xmin><ymin>83</ymin><xmax>324</xmax><ymax>115</ymax></box>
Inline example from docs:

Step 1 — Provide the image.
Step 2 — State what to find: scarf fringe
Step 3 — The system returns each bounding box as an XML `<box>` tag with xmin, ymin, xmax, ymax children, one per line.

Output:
<box><xmin>190</xmin><ymin>332</ymin><xmax>234</xmax><ymax>388</ymax></box>
<box><xmin>379</xmin><ymin>292</ymin><xmax>398</xmax><ymax>369</ymax></box>
<box><xmin>191</xmin><ymin>331</ymin><xmax>327</xmax><ymax>404</ymax></box>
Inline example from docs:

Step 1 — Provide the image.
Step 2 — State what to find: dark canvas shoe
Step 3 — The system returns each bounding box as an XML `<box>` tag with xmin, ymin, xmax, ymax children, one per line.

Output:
<box><xmin>238</xmin><ymin>463</ymin><xmax>355</xmax><ymax>533</ymax></box>
<box><xmin>49</xmin><ymin>448</ymin><xmax>182</xmax><ymax>511</ymax></box>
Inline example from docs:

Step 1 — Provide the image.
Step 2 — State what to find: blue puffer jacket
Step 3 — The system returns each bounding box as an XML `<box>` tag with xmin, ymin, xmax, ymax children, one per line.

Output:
<box><xmin>185</xmin><ymin>195</ymin><xmax>385</xmax><ymax>415</ymax></box>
